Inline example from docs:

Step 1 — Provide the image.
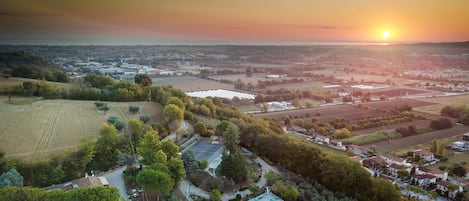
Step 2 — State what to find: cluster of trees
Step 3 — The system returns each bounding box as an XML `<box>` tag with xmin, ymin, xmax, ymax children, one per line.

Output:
<box><xmin>265</xmin><ymin>170</ymin><xmax>357</xmax><ymax>201</ymax></box>
<box><xmin>0</xmin><ymin>81</ymin><xmax>66</xmax><ymax>99</ymax></box>
<box><xmin>0</xmin><ymin>186</ymin><xmax>120</xmax><ymax>201</ymax></box>
<box><xmin>429</xmin><ymin>118</ymin><xmax>453</xmax><ymax>130</ymax></box>
<box><xmin>430</xmin><ymin>140</ymin><xmax>447</xmax><ymax>157</ymax></box>
<box><xmin>441</xmin><ymin>105</ymin><xmax>469</xmax><ymax>125</ymax></box>
<box><xmin>135</xmin><ymin>129</ymin><xmax>185</xmax><ymax>201</ymax></box>
<box><xmin>187</xmin><ymin>95</ymin><xmax>400</xmax><ymax>201</ymax></box>
<box><xmin>219</xmin><ymin>123</ymin><xmax>248</xmax><ymax>183</ymax></box>
<box><xmin>0</xmin><ymin>51</ymin><xmax>69</xmax><ymax>82</ymax></box>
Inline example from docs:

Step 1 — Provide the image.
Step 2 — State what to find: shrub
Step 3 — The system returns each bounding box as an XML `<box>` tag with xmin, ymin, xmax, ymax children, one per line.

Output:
<box><xmin>139</xmin><ymin>115</ymin><xmax>151</xmax><ymax>123</ymax></box>
<box><xmin>129</xmin><ymin>105</ymin><xmax>140</xmax><ymax>113</ymax></box>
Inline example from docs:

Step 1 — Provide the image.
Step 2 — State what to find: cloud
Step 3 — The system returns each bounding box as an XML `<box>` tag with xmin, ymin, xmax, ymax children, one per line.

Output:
<box><xmin>266</xmin><ymin>23</ymin><xmax>366</xmax><ymax>30</ymax></box>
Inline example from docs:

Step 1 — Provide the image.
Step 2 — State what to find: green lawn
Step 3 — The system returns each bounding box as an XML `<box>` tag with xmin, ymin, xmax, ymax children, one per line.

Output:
<box><xmin>342</xmin><ymin>131</ymin><xmax>402</xmax><ymax>145</ymax></box>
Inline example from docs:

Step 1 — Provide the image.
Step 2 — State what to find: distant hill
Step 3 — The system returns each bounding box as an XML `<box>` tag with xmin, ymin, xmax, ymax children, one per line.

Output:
<box><xmin>0</xmin><ymin>51</ymin><xmax>68</xmax><ymax>82</ymax></box>
<box><xmin>403</xmin><ymin>41</ymin><xmax>469</xmax><ymax>48</ymax></box>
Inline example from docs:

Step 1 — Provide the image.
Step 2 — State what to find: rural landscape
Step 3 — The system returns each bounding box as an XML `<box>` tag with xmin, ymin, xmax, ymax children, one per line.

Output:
<box><xmin>1</xmin><ymin>1</ymin><xmax>469</xmax><ymax>201</ymax></box>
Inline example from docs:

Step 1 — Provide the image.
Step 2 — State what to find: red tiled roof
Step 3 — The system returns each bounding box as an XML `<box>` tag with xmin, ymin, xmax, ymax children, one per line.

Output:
<box><xmin>386</xmin><ymin>155</ymin><xmax>406</xmax><ymax>163</ymax></box>
<box><xmin>390</xmin><ymin>163</ymin><xmax>407</xmax><ymax>169</ymax></box>
<box><xmin>365</xmin><ymin>156</ymin><xmax>386</xmax><ymax>165</ymax></box>
<box><xmin>414</xmin><ymin>149</ymin><xmax>434</xmax><ymax>157</ymax></box>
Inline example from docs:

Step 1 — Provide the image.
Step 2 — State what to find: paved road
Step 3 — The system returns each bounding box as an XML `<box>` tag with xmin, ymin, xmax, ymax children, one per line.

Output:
<box><xmin>102</xmin><ymin>166</ymin><xmax>129</xmax><ymax>200</ymax></box>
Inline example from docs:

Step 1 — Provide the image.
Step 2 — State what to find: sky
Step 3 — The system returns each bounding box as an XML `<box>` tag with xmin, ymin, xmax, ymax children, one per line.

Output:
<box><xmin>1</xmin><ymin>0</ymin><xmax>468</xmax><ymax>45</ymax></box>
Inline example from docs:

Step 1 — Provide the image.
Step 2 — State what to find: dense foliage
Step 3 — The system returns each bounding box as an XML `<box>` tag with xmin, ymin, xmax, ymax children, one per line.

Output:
<box><xmin>0</xmin><ymin>52</ymin><xmax>69</xmax><ymax>82</ymax></box>
<box><xmin>0</xmin><ymin>186</ymin><xmax>120</xmax><ymax>201</ymax></box>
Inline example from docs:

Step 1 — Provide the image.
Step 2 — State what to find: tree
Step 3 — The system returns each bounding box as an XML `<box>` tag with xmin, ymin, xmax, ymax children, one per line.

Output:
<box><xmin>223</xmin><ymin>123</ymin><xmax>240</xmax><ymax>154</ymax></box>
<box><xmin>0</xmin><ymin>169</ymin><xmax>23</xmax><ymax>188</ymax></box>
<box><xmin>91</xmin><ymin>124</ymin><xmax>120</xmax><ymax>171</ymax></box>
<box><xmin>215</xmin><ymin>120</ymin><xmax>230</xmax><ymax>136</ymax></box>
<box><xmin>64</xmin><ymin>186</ymin><xmax>120</xmax><ymax>201</ymax></box>
<box><xmin>371</xmin><ymin>178</ymin><xmax>401</xmax><ymax>201</ymax></box>
<box><xmin>194</xmin><ymin>122</ymin><xmax>208</xmax><ymax>136</ymax></box>
<box><xmin>137</xmin><ymin>130</ymin><xmax>161</xmax><ymax>165</ymax></box>
<box><xmin>210</xmin><ymin>189</ymin><xmax>222</xmax><ymax>201</ymax></box>
<box><xmin>168</xmin><ymin>157</ymin><xmax>185</xmax><ymax>187</ymax></box>
<box><xmin>135</xmin><ymin>74</ymin><xmax>152</xmax><ymax>87</ymax></box>
<box><xmin>181</xmin><ymin>150</ymin><xmax>199</xmax><ymax>176</ymax></box>
<box><xmin>161</xmin><ymin>140</ymin><xmax>179</xmax><ymax>160</ymax></box>
<box><xmin>265</xmin><ymin>170</ymin><xmax>279</xmax><ymax>186</ymax></box>
<box><xmin>166</xmin><ymin>97</ymin><xmax>186</xmax><ymax>111</ymax></box>
<box><xmin>137</xmin><ymin>165</ymin><xmax>174</xmax><ymax>201</ymax></box>
<box><xmin>163</xmin><ymin>104</ymin><xmax>184</xmax><ymax>125</ymax></box>
<box><xmin>450</xmin><ymin>164</ymin><xmax>467</xmax><ymax>177</ymax></box>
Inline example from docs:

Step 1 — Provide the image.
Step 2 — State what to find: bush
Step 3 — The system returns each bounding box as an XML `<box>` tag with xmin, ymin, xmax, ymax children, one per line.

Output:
<box><xmin>129</xmin><ymin>105</ymin><xmax>140</xmax><ymax>113</ymax></box>
<box><xmin>139</xmin><ymin>115</ymin><xmax>151</xmax><ymax>123</ymax></box>
<box><xmin>430</xmin><ymin>118</ymin><xmax>453</xmax><ymax>130</ymax></box>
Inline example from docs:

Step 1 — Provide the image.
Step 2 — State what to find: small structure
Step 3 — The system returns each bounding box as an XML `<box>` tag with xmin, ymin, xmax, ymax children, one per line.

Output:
<box><xmin>315</xmin><ymin>135</ymin><xmax>330</xmax><ymax>145</ymax></box>
<box><xmin>451</xmin><ymin>141</ymin><xmax>469</xmax><ymax>151</ymax></box>
<box><xmin>46</xmin><ymin>175</ymin><xmax>109</xmax><ymax>192</ymax></box>
<box><xmin>417</xmin><ymin>166</ymin><xmax>448</xmax><ymax>181</ymax></box>
<box><xmin>463</xmin><ymin>133</ymin><xmax>469</xmax><ymax>141</ymax></box>
<box><xmin>411</xmin><ymin>174</ymin><xmax>437</xmax><ymax>189</ymax></box>
<box><xmin>383</xmin><ymin>155</ymin><xmax>408</xmax><ymax>166</ymax></box>
<box><xmin>413</xmin><ymin>149</ymin><xmax>435</xmax><ymax>162</ymax></box>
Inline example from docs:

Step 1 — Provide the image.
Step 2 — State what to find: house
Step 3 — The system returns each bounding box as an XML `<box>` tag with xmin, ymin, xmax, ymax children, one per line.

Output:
<box><xmin>47</xmin><ymin>175</ymin><xmax>109</xmax><ymax>192</ymax></box>
<box><xmin>348</xmin><ymin>145</ymin><xmax>370</xmax><ymax>157</ymax></box>
<box><xmin>363</xmin><ymin>156</ymin><xmax>387</xmax><ymax>175</ymax></box>
<box><xmin>315</xmin><ymin>135</ymin><xmax>330</xmax><ymax>145</ymax></box>
<box><xmin>411</xmin><ymin>174</ymin><xmax>437</xmax><ymax>190</ymax></box>
<box><xmin>389</xmin><ymin>163</ymin><xmax>409</xmax><ymax>178</ymax></box>
<box><xmin>384</xmin><ymin>155</ymin><xmax>408</xmax><ymax>166</ymax></box>
<box><xmin>418</xmin><ymin>166</ymin><xmax>448</xmax><ymax>181</ymax></box>
<box><xmin>330</xmin><ymin>140</ymin><xmax>342</xmax><ymax>147</ymax></box>
<box><xmin>436</xmin><ymin>180</ymin><xmax>463</xmax><ymax>199</ymax></box>
<box><xmin>413</xmin><ymin>149</ymin><xmax>435</xmax><ymax>162</ymax></box>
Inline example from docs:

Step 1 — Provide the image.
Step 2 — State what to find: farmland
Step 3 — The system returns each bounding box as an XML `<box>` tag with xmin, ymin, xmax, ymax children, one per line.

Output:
<box><xmin>365</xmin><ymin>125</ymin><xmax>469</xmax><ymax>152</ymax></box>
<box><xmin>0</xmin><ymin>96</ymin><xmax>162</xmax><ymax>162</ymax></box>
<box><xmin>253</xmin><ymin>104</ymin><xmax>384</xmax><ymax>122</ymax></box>
<box><xmin>152</xmin><ymin>76</ymin><xmax>234</xmax><ymax>91</ymax></box>
<box><xmin>0</xmin><ymin>77</ymin><xmax>70</xmax><ymax>88</ymax></box>
<box><xmin>414</xmin><ymin>94</ymin><xmax>469</xmax><ymax>114</ymax></box>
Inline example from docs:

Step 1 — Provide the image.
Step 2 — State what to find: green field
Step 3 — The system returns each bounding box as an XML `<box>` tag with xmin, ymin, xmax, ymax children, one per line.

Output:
<box><xmin>343</xmin><ymin>131</ymin><xmax>403</xmax><ymax>145</ymax></box>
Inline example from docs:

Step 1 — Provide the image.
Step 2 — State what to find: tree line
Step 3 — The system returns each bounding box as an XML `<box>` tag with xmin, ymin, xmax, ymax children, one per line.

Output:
<box><xmin>0</xmin><ymin>51</ymin><xmax>69</xmax><ymax>82</ymax></box>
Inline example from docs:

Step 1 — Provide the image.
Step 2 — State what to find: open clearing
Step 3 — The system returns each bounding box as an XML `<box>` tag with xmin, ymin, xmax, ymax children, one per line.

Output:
<box><xmin>152</xmin><ymin>76</ymin><xmax>233</xmax><ymax>91</ymax></box>
<box><xmin>0</xmin><ymin>96</ymin><xmax>162</xmax><ymax>162</ymax></box>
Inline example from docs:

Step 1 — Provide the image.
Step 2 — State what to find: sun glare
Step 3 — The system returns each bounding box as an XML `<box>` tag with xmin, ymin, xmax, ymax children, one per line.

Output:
<box><xmin>382</xmin><ymin>30</ymin><xmax>390</xmax><ymax>39</ymax></box>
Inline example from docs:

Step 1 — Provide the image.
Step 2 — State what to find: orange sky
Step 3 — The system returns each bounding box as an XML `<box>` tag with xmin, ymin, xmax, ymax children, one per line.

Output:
<box><xmin>1</xmin><ymin>0</ymin><xmax>468</xmax><ymax>44</ymax></box>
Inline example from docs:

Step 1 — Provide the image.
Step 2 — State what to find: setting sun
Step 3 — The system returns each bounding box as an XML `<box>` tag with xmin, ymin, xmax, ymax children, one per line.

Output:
<box><xmin>382</xmin><ymin>30</ymin><xmax>391</xmax><ymax>39</ymax></box>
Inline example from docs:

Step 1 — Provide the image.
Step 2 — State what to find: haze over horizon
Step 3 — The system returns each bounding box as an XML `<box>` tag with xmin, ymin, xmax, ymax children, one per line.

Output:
<box><xmin>1</xmin><ymin>0</ymin><xmax>468</xmax><ymax>45</ymax></box>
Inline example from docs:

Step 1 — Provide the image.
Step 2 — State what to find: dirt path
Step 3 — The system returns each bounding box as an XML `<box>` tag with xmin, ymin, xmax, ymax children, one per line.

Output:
<box><xmin>366</xmin><ymin>125</ymin><xmax>469</xmax><ymax>152</ymax></box>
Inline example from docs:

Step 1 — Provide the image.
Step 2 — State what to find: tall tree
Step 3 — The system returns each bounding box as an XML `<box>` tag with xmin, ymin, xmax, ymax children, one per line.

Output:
<box><xmin>166</xmin><ymin>97</ymin><xmax>186</xmax><ymax>111</ymax></box>
<box><xmin>163</xmin><ymin>104</ymin><xmax>184</xmax><ymax>125</ymax></box>
<box><xmin>137</xmin><ymin>130</ymin><xmax>161</xmax><ymax>165</ymax></box>
<box><xmin>91</xmin><ymin>124</ymin><xmax>120</xmax><ymax>171</ymax></box>
<box><xmin>168</xmin><ymin>157</ymin><xmax>186</xmax><ymax>187</ymax></box>
<box><xmin>137</xmin><ymin>164</ymin><xmax>174</xmax><ymax>201</ymax></box>
<box><xmin>223</xmin><ymin>123</ymin><xmax>240</xmax><ymax>154</ymax></box>
<box><xmin>161</xmin><ymin>140</ymin><xmax>179</xmax><ymax>160</ymax></box>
